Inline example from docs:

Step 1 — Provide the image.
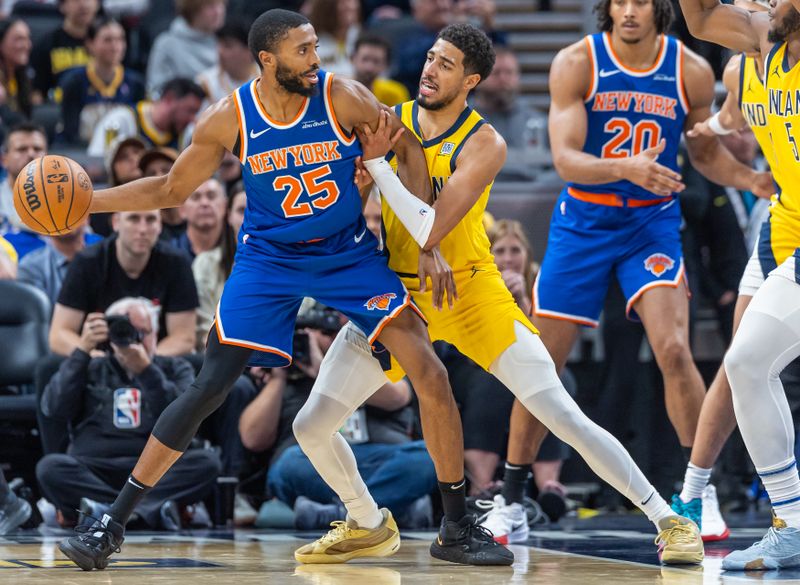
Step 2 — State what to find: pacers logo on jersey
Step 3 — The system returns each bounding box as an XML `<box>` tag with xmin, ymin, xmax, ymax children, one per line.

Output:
<box><xmin>644</xmin><ymin>253</ymin><xmax>675</xmax><ymax>277</ymax></box>
<box><xmin>364</xmin><ymin>293</ymin><xmax>397</xmax><ymax>311</ymax></box>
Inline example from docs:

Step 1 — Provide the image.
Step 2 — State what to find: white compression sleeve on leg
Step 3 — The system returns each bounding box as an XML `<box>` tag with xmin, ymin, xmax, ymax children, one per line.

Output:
<box><xmin>293</xmin><ymin>323</ymin><xmax>390</xmax><ymax>529</ymax></box>
<box><xmin>489</xmin><ymin>322</ymin><xmax>673</xmax><ymax>526</ymax></box>
<box><xmin>363</xmin><ymin>157</ymin><xmax>435</xmax><ymax>248</ymax></box>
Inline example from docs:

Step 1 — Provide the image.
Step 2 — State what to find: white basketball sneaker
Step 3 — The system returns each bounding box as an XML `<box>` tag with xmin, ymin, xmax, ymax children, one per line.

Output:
<box><xmin>701</xmin><ymin>485</ymin><xmax>730</xmax><ymax>542</ymax></box>
<box><xmin>477</xmin><ymin>494</ymin><xmax>529</xmax><ymax>545</ymax></box>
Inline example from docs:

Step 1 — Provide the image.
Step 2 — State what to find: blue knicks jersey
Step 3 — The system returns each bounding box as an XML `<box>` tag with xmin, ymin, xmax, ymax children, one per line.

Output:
<box><xmin>570</xmin><ymin>33</ymin><xmax>688</xmax><ymax>200</ymax></box>
<box><xmin>233</xmin><ymin>71</ymin><xmax>363</xmax><ymax>243</ymax></box>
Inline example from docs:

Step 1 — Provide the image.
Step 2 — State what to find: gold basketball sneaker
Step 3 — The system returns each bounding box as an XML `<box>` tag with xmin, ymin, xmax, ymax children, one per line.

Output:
<box><xmin>295</xmin><ymin>508</ymin><xmax>400</xmax><ymax>564</ymax></box>
<box><xmin>656</xmin><ymin>515</ymin><xmax>704</xmax><ymax>565</ymax></box>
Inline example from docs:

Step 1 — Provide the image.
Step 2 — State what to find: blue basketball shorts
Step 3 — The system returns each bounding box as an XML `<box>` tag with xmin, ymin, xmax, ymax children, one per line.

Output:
<box><xmin>215</xmin><ymin>218</ymin><xmax>424</xmax><ymax>367</ymax></box>
<box><xmin>533</xmin><ymin>188</ymin><xmax>686</xmax><ymax>326</ymax></box>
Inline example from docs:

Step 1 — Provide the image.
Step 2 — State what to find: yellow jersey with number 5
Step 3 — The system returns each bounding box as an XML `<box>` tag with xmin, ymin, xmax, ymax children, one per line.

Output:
<box><xmin>764</xmin><ymin>42</ymin><xmax>800</xmax><ymax>262</ymax></box>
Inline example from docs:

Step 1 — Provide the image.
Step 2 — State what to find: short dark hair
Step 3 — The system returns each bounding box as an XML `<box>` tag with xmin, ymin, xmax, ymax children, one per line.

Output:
<box><xmin>436</xmin><ymin>24</ymin><xmax>495</xmax><ymax>84</ymax></box>
<box><xmin>216</xmin><ymin>17</ymin><xmax>250</xmax><ymax>46</ymax></box>
<box><xmin>248</xmin><ymin>9</ymin><xmax>310</xmax><ymax>64</ymax></box>
<box><xmin>159</xmin><ymin>77</ymin><xmax>206</xmax><ymax>101</ymax></box>
<box><xmin>86</xmin><ymin>16</ymin><xmax>121</xmax><ymax>41</ymax></box>
<box><xmin>593</xmin><ymin>0</ymin><xmax>674</xmax><ymax>34</ymax></box>
<box><xmin>354</xmin><ymin>33</ymin><xmax>392</xmax><ymax>62</ymax></box>
<box><xmin>5</xmin><ymin>122</ymin><xmax>47</xmax><ymax>150</ymax></box>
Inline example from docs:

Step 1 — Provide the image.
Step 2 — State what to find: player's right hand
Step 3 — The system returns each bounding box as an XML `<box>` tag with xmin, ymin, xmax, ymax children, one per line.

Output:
<box><xmin>687</xmin><ymin>117</ymin><xmax>718</xmax><ymax>138</ymax></box>
<box><xmin>621</xmin><ymin>139</ymin><xmax>685</xmax><ymax>197</ymax></box>
<box><xmin>418</xmin><ymin>247</ymin><xmax>457</xmax><ymax>310</ymax></box>
<box><xmin>79</xmin><ymin>312</ymin><xmax>108</xmax><ymax>354</ymax></box>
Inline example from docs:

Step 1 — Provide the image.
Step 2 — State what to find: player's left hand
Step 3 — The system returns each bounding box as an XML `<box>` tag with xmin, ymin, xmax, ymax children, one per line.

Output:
<box><xmin>357</xmin><ymin>109</ymin><xmax>404</xmax><ymax>162</ymax></box>
<box><xmin>111</xmin><ymin>342</ymin><xmax>151</xmax><ymax>375</ymax></box>
<box><xmin>751</xmin><ymin>171</ymin><xmax>776</xmax><ymax>199</ymax></box>
<box><xmin>418</xmin><ymin>247</ymin><xmax>457</xmax><ymax>310</ymax></box>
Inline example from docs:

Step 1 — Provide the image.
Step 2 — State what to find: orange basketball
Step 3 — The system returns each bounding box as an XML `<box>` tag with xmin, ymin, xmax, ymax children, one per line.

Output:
<box><xmin>13</xmin><ymin>155</ymin><xmax>93</xmax><ymax>236</ymax></box>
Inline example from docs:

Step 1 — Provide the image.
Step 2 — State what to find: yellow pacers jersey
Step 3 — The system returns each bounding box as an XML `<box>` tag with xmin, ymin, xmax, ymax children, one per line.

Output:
<box><xmin>381</xmin><ymin>101</ymin><xmax>537</xmax><ymax>377</ymax></box>
<box><xmin>741</xmin><ymin>56</ymin><xmax>782</xmax><ymax>187</ymax></box>
<box><xmin>764</xmin><ymin>43</ymin><xmax>800</xmax><ymax>263</ymax></box>
<box><xmin>383</xmin><ymin>101</ymin><xmax>494</xmax><ymax>277</ymax></box>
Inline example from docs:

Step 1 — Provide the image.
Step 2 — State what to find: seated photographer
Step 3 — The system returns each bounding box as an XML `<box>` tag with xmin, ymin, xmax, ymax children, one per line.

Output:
<box><xmin>36</xmin><ymin>297</ymin><xmax>220</xmax><ymax>529</ymax></box>
<box><xmin>239</xmin><ymin>302</ymin><xmax>437</xmax><ymax>529</ymax></box>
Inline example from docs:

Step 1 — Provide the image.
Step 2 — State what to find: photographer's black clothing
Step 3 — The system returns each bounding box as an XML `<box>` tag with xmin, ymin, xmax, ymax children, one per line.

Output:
<box><xmin>57</xmin><ymin>235</ymin><xmax>199</xmax><ymax>340</ymax></box>
<box><xmin>36</xmin><ymin>348</ymin><xmax>219</xmax><ymax>526</ymax></box>
<box><xmin>41</xmin><ymin>348</ymin><xmax>195</xmax><ymax>458</ymax></box>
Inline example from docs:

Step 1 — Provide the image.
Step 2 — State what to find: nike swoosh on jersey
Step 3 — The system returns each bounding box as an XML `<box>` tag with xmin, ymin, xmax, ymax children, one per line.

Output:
<box><xmin>354</xmin><ymin>228</ymin><xmax>367</xmax><ymax>243</ymax></box>
<box><xmin>599</xmin><ymin>69</ymin><xmax>620</xmax><ymax>78</ymax></box>
<box><xmin>250</xmin><ymin>127</ymin><xmax>271</xmax><ymax>139</ymax></box>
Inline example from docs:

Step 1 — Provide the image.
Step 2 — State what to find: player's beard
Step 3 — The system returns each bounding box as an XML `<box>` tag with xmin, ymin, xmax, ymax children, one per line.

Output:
<box><xmin>417</xmin><ymin>85</ymin><xmax>460</xmax><ymax>111</ymax></box>
<box><xmin>768</xmin><ymin>8</ymin><xmax>800</xmax><ymax>43</ymax></box>
<box><xmin>276</xmin><ymin>62</ymin><xmax>320</xmax><ymax>97</ymax></box>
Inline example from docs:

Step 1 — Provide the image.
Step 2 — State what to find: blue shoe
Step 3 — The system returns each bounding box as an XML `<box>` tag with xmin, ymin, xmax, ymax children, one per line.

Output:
<box><xmin>670</xmin><ymin>494</ymin><xmax>702</xmax><ymax>531</ymax></box>
<box><xmin>723</xmin><ymin>516</ymin><xmax>800</xmax><ymax>570</ymax></box>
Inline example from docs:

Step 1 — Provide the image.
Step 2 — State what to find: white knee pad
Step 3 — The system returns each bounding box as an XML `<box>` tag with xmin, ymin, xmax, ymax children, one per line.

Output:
<box><xmin>489</xmin><ymin>321</ymin><xmax>563</xmax><ymax>402</ymax></box>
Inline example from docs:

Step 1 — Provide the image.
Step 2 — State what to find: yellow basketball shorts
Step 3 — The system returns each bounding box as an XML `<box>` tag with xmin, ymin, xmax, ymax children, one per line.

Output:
<box><xmin>384</xmin><ymin>264</ymin><xmax>539</xmax><ymax>382</ymax></box>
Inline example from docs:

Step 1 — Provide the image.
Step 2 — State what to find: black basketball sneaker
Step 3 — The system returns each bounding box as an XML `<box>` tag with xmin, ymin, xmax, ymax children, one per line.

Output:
<box><xmin>430</xmin><ymin>514</ymin><xmax>515</xmax><ymax>565</ymax></box>
<box><xmin>59</xmin><ymin>514</ymin><xmax>125</xmax><ymax>571</ymax></box>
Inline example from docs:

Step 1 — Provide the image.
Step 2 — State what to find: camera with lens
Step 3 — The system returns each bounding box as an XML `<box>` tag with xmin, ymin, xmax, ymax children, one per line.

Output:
<box><xmin>106</xmin><ymin>315</ymin><xmax>143</xmax><ymax>347</ymax></box>
<box><xmin>292</xmin><ymin>306</ymin><xmax>342</xmax><ymax>365</ymax></box>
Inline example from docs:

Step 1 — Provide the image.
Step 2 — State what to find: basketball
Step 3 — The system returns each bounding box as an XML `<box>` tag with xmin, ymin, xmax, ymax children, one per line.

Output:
<box><xmin>13</xmin><ymin>155</ymin><xmax>93</xmax><ymax>236</ymax></box>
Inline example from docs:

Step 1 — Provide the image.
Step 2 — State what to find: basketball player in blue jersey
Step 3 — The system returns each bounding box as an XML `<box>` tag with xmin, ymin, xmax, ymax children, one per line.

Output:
<box><xmin>487</xmin><ymin>0</ymin><xmax>777</xmax><ymax>544</ymax></box>
<box><xmin>57</xmin><ymin>9</ymin><xmax>512</xmax><ymax>570</ymax></box>
<box><xmin>672</xmin><ymin>0</ymin><xmax>800</xmax><ymax>571</ymax></box>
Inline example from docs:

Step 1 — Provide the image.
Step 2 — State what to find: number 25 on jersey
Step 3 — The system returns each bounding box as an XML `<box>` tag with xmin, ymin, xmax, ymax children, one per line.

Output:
<box><xmin>273</xmin><ymin>164</ymin><xmax>341</xmax><ymax>218</ymax></box>
<box><xmin>601</xmin><ymin>118</ymin><xmax>662</xmax><ymax>159</ymax></box>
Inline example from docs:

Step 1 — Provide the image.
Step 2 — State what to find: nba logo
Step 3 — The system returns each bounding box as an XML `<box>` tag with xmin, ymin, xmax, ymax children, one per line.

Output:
<box><xmin>114</xmin><ymin>388</ymin><xmax>141</xmax><ymax>429</ymax></box>
<box><xmin>439</xmin><ymin>142</ymin><xmax>455</xmax><ymax>155</ymax></box>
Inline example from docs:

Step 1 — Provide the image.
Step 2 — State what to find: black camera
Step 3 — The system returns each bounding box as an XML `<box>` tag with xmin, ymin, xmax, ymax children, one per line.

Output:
<box><xmin>292</xmin><ymin>307</ymin><xmax>342</xmax><ymax>364</ymax></box>
<box><xmin>106</xmin><ymin>315</ymin><xmax>143</xmax><ymax>347</ymax></box>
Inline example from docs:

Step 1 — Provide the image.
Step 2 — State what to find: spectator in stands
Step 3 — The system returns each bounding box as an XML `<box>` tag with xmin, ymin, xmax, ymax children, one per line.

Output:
<box><xmin>392</xmin><ymin>0</ymin><xmax>454</xmax><ymax>94</ymax></box>
<box><xmin>171</xmin><ymin>177</ymin><xmax>226</xmax><ymax>261</ymax></box>
<box><xmin>0</xmin><ymin>123</ymin><xmax>47</xmax><ymax>258</ymax></box>
<box><xmin>146</xmin><ymin>0</ymin><xmax>225</xmax><ymax>95</ymax></box>
<box><xmin>363</xmin><ymin>190</ymin><xmax>382</xmax><ymax>242</ymax></box>
<box><xmin>473</xmin><ymin>46</ymin><xmax>547</xmax><ymax>180</ymax></box>
<box><xmin>0</xmin><ymin>18</ymin><xmax>32</xmax><ymax>121</ymax></box>
<box><xmin>37</xmin><ymin>297</ymin><xmax>219</xmax><ymax>530</ymax></box>
<box><xmin>239</xmin><ymin>303</ymin><xmax>436</xmax><ymax>529</ymax></box>
<box><xmin>196</xmin><ymin>18</ymin><xmax>257</xmax><ymax>106</ymax></box>
<box><xmin>0</xmin><ymin>468</ymin><xmax>30</xmax><ymax>534</ymax></box>
<box><xmin>217</xmin><ymin>150</ymin><xmax>242</xmax><ymax>192</ymax></box>
<box><xmin>91</xmin><ymin>136</ymin><xmax>145</xmax><ymax>237</ymax></box>
<box><xmin>17</xmin><ymin>219</ymin><xmax>100</xmax><ymax>305</ymax></box>
<box><xmin>192</xmin><ymin>181</ymin><xmax>245</xmax><ymax>350</ymax></box>
<box><xmin>48</xmin><ymin>209</ymin><xmax>199</xmax><ymax>357</ymax></box>
<box><xmin>31</xmin><ymin>0</ymin><xmax>99</xmax><ymax>102</ymax></box>
<box><xmin>0</xmin><ymin>233</ymin><xmax>15</xmax><ymax>279</ymax></box>
<box><xmin>58</xmin><ymin>16</ymin><xmax>145</xmax><ymax>145</ymax></box>
<box><xmin>305</xmin><ymin>0</ymin><xmax>361</xmax><ymax>76</ymax></box>
<box><xmin>351</xmin><ymin>33</ymin><xmax>409</xmax><ymax>107</ymax></box>
<box><xmin>87</xmin><ymin>77</ymin><xmax>205</xmax><ymax>157</ymax></box>
<box><xmin>137</xmin><ymin>146</ymin><xmax>186</xmax><ymax>242</ymax></box>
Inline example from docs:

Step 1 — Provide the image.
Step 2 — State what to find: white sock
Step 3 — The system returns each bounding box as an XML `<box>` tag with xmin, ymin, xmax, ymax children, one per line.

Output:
<box><xmin>759</xmin><ymin>458</ymin><xmax>800</xmax><ymax>528</ymax></box>
<box><xmin>679</xmin><ymin>463</ymin><xmax>712</xmax><ymax>503</ymax></box>
<box><xmin>638</xmin><ymin>490</ymin><xmax>676</xmax><ymax>526</ymax></box>
<box><xmin>344</xmin><ymin>485</ymin><xmax>384</xmax><ymax>529</ymax></box>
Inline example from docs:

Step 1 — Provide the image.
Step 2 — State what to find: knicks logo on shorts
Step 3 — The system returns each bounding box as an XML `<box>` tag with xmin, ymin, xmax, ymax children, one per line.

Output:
<box><xmin>644</xmin><ymin>253</ymin><xmax>675</xmax><ymax>277</ymax></box>
<box><xmin>364</xmin><ymin>292</ymin><xmax>397</xmax><ymax>311</ymax></box>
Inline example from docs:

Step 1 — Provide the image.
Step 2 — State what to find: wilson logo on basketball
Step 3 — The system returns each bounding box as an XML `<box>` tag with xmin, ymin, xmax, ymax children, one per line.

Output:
<box><xmin>46</xmin><ymin>173</ymin><xmax>69</xmax><ymax>183</ymax></box>
<box><xmin>364</xmin><ymin>293</ymin><xmax>397</xmax><ymax>311</ymax></box>
<box><xmin>644</xmin><ymin>253</ymin><xmax>675</xmax><ymax>277</ymax></box>
<box><xmin>22</xmin><ymin>161</ymin><xmax>40</xmax><ymax>211</ymax></box>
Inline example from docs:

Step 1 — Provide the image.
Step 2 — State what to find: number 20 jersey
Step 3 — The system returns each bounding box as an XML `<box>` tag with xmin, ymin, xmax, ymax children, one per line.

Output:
<box><xmin>570</xmin><ymin>32</ymin><xmax>688</xmax><ymax>200</ymax></box>
<box><xmin>232</xmin><ymin>70</ymin><xmax>363</xmax><ymax>244</ymax></box>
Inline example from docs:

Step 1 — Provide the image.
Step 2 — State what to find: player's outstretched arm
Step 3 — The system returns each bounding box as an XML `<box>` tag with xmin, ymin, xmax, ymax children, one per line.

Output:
<box><xmin>549</xmin><ymin>42</ymin><xmax>685</xmax><ymax>196</ymax></box>
<box><xmin>688</xmin><ymin>55</ymin><xmax>748</xmax><ymax>137</ymax></box>
<box><xmin>678</xmin><ymin>0</ymin><xmax>766</xmax><ymax>53</ymax></box>
<box><xmin>331</xmin><ymin>75</ymin><xmax>432</xmax><ymax>204</ymax></box>
<box><xmin>683</xmin><ymin>48</ymin><xmax>774</xmax><ymax>198</ymax></box>
<box><xmin>88</xmin><ymin>98</ymin><xmax>234</xmax><ymax>214</ymax></box>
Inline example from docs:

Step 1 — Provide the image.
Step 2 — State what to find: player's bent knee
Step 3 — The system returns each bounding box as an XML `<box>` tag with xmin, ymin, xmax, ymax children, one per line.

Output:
<box><xmin>724</xmin><ymin>342</ymin><xmax>761</xmax><ymax>392</ymax></box>
<box><xmin>653</xmin><ymin>335</ymin><xmax>692</xmax><ymax>372</ymax></box>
